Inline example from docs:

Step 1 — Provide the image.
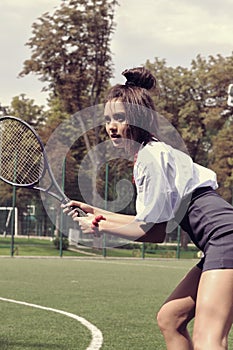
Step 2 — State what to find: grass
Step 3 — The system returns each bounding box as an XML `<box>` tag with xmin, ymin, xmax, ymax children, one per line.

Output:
<box><xmin>0</xmin><ymin>236</ymin><xmax>199</xmax><ymax>260</ymax></box>
<box><xmin>0</xmin><ymin>258</ymin><xmax>232</xmax><ymax>350</ymax></box>
<box><xmin>0</xmin><ymin>236</ymin><xmax>83</xmax><ymax>257</ymax></box>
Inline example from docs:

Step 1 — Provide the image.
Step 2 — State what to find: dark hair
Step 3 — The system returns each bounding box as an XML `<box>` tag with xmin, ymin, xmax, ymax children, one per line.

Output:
<box><xmin>123</xmin><ymin>67</ymin><xmax>156</xmax><ymax>90</ymax></box>
<box><xmin>105</xmin><ymin>67</ymin><xmax>158</xmax><ymax>148</ymax></box>
<box><xmin>106</xmin><ymin>67</ymin><xmax>156</xmax><ymax>107</ymax></box>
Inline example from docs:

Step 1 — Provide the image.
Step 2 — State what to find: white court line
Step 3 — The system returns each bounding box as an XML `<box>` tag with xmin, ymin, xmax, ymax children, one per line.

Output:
<box><xmin>0</xmin><ymin>297</ymin><xmax>103</xmax><ymax>350</ymax></box>
<box><xmin>75</xmin><ymin>259</ymin><xmax>190</xmax><ymax>270</ymax></box>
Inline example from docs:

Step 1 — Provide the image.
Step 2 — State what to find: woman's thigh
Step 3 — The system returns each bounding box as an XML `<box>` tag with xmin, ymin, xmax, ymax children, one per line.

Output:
<box><xmin>194</xmin><ymin>269</ymin><xmax>233</xmax><ymax>345</ymax></box>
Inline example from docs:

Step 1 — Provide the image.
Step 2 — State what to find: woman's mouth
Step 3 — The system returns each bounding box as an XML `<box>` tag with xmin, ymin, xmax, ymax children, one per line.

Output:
<box><xmin>110</xmin><ymin>134</ymin><xmax>121</xmax><ymax>140</ymax></box>
<box><xmin>110</xmin><ymin>134</ymin><xmax>124</xmax><ymax>147</ymax></box>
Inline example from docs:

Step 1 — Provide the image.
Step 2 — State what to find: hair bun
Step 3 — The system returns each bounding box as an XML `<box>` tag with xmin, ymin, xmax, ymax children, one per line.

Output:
<box><xmin>122</xmin><ymin>67</ymin><xmax>156</xmax><ymax>90</ymax></box>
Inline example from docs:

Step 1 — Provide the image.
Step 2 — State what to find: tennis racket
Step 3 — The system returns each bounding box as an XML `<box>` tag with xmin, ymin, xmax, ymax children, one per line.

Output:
<box><xmin>0</xmin><ymin>115</ymin><xmax>86</xmax><ymax>217</ymax></box>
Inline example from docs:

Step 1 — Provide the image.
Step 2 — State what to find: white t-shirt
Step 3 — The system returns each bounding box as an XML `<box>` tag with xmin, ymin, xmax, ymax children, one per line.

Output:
<box><xmin>134</xmin><ymin>141</ymin><xmax>218</xmax><ymax>226</ymax></box>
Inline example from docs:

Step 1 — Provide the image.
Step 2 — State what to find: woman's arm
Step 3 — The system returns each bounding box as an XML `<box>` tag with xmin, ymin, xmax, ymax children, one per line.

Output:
<box><xmin>96</xmin><ymin>211</ymin><xmax>166</xmax><ymax>242</ymax></box>
<box><xmin>63</xmin><ymin>201</ymin><xmax>167</xmax><ymax>243</ymax></box>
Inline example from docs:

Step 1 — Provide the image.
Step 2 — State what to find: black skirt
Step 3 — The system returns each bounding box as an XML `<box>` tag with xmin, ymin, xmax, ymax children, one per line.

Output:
<box><xmin>180</xmin><ymin>187</ymin><xmax>233</xmax><ymax>272</ymax></box>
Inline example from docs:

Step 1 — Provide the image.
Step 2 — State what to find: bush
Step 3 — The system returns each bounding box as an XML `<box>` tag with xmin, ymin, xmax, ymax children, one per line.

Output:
<box><xmin>53</xmin><ymin>237</ymin><xmax>69</xmax><ymax>250</ymax></box>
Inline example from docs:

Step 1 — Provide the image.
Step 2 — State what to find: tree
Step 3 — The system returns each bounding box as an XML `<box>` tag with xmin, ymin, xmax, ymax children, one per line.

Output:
<box><xmin>209</xmin><ymin>121</ymin><xmax>233</xmax><ymax>203</ymax></box>
<box><xmin>9</xmin><ymin>94</ymin><xmax>45</xmax><ymax>127</ymax></box>
<box><xmin>145</xmin><ymin>58</ymin><xmax>207</xmax><ymax>161</ymax></box>
<box><xmin>18</xmin><ymin>0</ymin><xmax>120</xmax><ymax>213</ymax></box>
<box><xmin>0</xmin><ymin>103</ymin><xmax>9</xmax><ymax>116</ymax></box>
<box><xmin>19</xmin><ymin>0</ymin><xmax>119</xmax><ymax>113</ymax></box>
<box><xmin>145</xmin><ymin>53</ymin><xmax>233</xmax><ymax>165</ymax></box>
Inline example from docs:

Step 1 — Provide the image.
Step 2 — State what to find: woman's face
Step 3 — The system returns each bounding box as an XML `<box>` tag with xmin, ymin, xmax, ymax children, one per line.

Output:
<box><xmin>104</xmin><ymin>99</ymin><xmax>129</xmax><ymax>149</ymax></box>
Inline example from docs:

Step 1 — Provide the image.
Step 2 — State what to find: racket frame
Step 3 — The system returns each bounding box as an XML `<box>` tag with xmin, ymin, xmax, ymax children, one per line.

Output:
<box><xmin>0</xmin><ymin>116</ymin><xmax>86</xmax><ymax>215</ymax></box>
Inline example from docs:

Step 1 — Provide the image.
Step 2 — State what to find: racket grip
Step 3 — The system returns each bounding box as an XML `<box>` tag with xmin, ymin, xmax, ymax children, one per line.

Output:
<box><xmin>62</xmin><ymin>198</ymin><xmax>87</xmax><ymax>217</ymax></box>
<box><xmin>72</xmin><ymin>206</ymin><xmax>87</xmax><ymax>217</ymax></box>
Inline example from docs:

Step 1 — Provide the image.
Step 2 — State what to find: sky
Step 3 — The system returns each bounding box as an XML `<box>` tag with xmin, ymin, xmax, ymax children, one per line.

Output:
<box><xmin>0</xmin><ymin>0</ymin><xmax>233</xmax><ymax>108</ymax></box>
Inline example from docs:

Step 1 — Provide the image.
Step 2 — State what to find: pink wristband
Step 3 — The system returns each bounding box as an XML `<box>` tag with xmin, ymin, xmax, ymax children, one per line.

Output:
<box><xmin>91</xmin><ymin>215</ymin><xmax>106</xmax><ymax>236</ymax></box>
<box><xmin>91</xmin><ymin>215</ymin><xmax>106</xmax><ymax>228</ymax></box>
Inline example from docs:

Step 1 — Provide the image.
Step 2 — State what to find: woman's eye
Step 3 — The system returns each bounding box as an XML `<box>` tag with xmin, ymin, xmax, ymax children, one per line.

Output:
<box><xmin>104</xmin><ymin>113</ymin><xmax>126</xmax><ymax>123</ymax></box>
<box><xmin>115</xmin><ymin>114</ymin><xmax>126</xmax><ymax>122</ymax></box>
<box><xmin>104</xmin><ymin>116</ymin><xmax>111</xmax><ymax>124</ymax></box>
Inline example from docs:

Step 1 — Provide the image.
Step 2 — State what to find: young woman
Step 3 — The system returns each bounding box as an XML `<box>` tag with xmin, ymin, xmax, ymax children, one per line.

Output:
<box><xmin>63</xmin><ymin>67</ymin><xmax>233</xmax><ymax>350</ymax></box>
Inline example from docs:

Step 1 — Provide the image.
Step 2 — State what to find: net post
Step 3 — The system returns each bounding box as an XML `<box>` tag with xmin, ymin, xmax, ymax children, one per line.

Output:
<box><xmin>10</xmin><ymin>185</ymin><xmax>16</xmax><ymax>257</ymax></box>
<box><xmin>59</xmin><ymin>158</ymin><xmax>67</xmax><ymax>258</ymax></box>
<box><xmin>176</xmin><ymin>225</ymin><xmax>181</xmax><ymax>259</ymax></box>
<box><xmin>102</xmin><ymin>163</ymin><xmax>109</xmax><ymax>258</ymax></box>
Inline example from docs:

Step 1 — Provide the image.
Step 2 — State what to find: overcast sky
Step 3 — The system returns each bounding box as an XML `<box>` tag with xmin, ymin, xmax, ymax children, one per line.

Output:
<box><xmin>0</xmin><ymin>0</ymin><xmax>233</xmax><ymax>108</ymax></box>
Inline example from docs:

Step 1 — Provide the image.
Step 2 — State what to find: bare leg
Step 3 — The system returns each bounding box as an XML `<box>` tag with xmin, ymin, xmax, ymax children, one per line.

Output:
<box><xmin>157</xmin><ymin>266</ymin><xmax>202</xmax><ymax>350</ymax></box>
<box><xmin>193</xmin><ymin>269</ymin><xmax>233</xmax><ymax>350</ymax></box>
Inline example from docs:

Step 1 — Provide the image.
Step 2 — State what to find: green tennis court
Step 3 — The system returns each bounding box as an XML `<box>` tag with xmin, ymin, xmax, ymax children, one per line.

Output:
<box><xmin>0</xmin><ymin>258</ymin><xmax>232</xmax><ymax>350</ymax></box>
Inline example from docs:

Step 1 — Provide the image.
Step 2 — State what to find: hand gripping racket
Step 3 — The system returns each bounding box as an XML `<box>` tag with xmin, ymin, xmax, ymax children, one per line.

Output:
<box><xmin>0</xmin><ymin>115</ymin><xmax>86</xmax><ymax>217</ymax></box>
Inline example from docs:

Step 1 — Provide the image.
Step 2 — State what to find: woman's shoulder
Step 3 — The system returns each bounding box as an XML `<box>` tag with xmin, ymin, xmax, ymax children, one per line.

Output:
<box><xmin>136</xmin><ymin>141</ymin><xmax>171</xmax><ymax>168</ymax></box>
<box><xmin>140</xmin><ymin>140</ymin><xmax>171</xmax><ymax>157</ymax></box>
<box><xmin>137</xmin><ymin>140</ymin><xmax>194</xmax><ymax>170</ymax></box>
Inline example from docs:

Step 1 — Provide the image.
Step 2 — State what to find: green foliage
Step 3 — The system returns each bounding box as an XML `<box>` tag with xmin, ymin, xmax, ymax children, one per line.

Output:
<box><xmin>146</xmin><ymin>54</ymin><xmax>233</xmax><ymax>158</ymax></box>
<box><xmin>9</xmin><ymin>94</ymin><xmax>46</xmax><ymax>127</ymax></box>
<box><xmin>209</xmin><ymin>122</ymin><xmax>233</xmax><ymax>202</ymax></box>
<box><xmin>19</xmin><ymin>0</ymin><xmax>119</xmax><ymax>112</ymax></box>
<box><xmin>95</xmin><ymin>158</ymin><xmax>136</xmax><ymax>214</ymax></box>
<box><xmin>17</xmin><ymin>0</ymin><xmax>120</xmax><ymax>209</ymax></box>
<box><xmin>53</xmin><ymin>236</ymin><xmax>69</xmax><ymax>250</ymax></box>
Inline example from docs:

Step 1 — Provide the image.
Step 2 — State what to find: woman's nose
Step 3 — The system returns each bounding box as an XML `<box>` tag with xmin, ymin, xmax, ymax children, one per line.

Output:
<box><xmin>109</xmin><ymin>121</ymin><xmax>117</xmax><ymax>130</ymax></box>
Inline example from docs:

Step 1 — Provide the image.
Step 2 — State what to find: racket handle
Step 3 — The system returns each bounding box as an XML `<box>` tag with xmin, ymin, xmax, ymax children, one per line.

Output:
<box><xmin>62</xmin><ymin>198</ymin><xmax>87</xmax><ymax>217</ymax></box>
<box><xmin>72</xmin><ymin>206</ymin><xmax>87</xmax><ymax>217</ymax></box>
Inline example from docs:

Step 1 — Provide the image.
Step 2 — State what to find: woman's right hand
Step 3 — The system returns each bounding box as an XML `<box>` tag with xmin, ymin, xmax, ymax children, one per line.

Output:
<box><xmin>62</xmin><ymin>200</ymin><xmax>94</xmax><ymax>216</ymax></box>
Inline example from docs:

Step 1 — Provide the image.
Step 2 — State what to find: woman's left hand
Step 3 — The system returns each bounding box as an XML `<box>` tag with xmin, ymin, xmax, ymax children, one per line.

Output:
<box><xmin>62</xmin><ymin>202</ymin><xmax>105</xmax><ymax>235</ymax></box>
<box><xmin>71</xmin><ymin>210</ymin><xmax>97</xmax><ymax>235</ymax></box>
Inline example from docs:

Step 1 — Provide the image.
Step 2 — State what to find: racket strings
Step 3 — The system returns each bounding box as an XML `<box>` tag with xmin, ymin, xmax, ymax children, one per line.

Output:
<box><xmin>0</xmin><ymin>119</ymin><xmax>44</xmax><ymax>185</ymax></box>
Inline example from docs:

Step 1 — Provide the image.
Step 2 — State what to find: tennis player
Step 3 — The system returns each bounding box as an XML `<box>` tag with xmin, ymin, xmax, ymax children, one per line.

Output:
<box><xmin>64</xmin><ymin>67</ymin><xmax>233</xmax><ymax>350</ymax></box>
